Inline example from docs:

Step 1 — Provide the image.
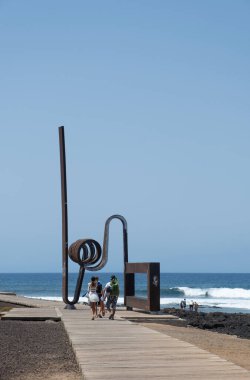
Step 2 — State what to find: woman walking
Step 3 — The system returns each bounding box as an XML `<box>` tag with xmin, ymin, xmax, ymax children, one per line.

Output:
<box><xmin>88</xmin><ymin>276</ymin><xmax>99</xmax><ymax>320</ymax></box>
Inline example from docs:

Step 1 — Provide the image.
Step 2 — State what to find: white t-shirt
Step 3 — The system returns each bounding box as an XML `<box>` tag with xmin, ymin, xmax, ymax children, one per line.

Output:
<box><xmin>103</xmin><ymin>281</ymin><xmax>111</xmax><ymax>300</ymax></box>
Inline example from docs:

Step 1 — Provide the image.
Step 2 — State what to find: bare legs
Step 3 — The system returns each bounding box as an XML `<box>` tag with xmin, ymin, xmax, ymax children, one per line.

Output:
<box><xmin>90</xmin><ymin>302</ymin><xmax>97</xmax><ymax>320</ymax></box>
<box><xmin>98</xmin><ymin>300</ymin><xmax>105</xmax><ymax>317</ymax></box>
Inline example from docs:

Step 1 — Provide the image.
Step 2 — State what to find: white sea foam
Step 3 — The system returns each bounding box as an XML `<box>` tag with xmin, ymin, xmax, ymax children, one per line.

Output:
<box><xmin>178</xmin><ymin>287</ymin><xmax>250</xmax><ymax>299</ymax></box>
<box><xmin>28</xmin><ymin>296</ymin><xmax>63</xmax><ymax>302</ymax></box>
<box><xmin>28</xmin><ymin>295</ymin><xmax>250</xmax><ymax>310</ymax></box>
<box><xmin>160</xmin><ymin>297</ymin><xmax>250</xmax><ymax>310</ymax></box>
<box><xmin>28</xmin><ymin>295</ymin><xmax>125</xmax><ymax>305</ymax></box>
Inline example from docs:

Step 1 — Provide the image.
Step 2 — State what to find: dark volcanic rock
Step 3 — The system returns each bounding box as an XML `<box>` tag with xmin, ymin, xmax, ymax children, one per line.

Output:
<box><xmin>163</xmin><ymin>308</ymin><xmax>250</xmax><ymax>339</ymax></box>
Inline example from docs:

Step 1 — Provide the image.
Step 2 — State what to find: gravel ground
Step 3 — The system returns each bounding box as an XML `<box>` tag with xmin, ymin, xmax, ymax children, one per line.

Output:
<box><xmin>0</xmin><ymin>320</ymin><xmax>82</xmax><ymax>380</ymax></box>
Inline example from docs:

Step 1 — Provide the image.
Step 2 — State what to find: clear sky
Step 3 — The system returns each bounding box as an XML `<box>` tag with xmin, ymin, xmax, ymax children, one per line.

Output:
<box><xmin>0</xmin><ymin>1</ymin><xmax>250</xmax><ymax>273</ymax></box>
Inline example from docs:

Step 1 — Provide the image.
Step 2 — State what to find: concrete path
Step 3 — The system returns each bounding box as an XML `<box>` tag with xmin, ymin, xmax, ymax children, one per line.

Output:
<box><xmin>1</xmin><ymin>295</ymin><xmax>250</xmax><ymax>379</ymax></box>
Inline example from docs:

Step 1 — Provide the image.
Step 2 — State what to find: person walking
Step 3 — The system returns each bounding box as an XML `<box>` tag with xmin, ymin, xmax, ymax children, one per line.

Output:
<box><xmin>95</xmin><ymin>276</ymin><xmax>105</xmax><ymax>317</ymax></box>
<box><xmin>87</xmin><ymin>276</ymin><xmax>99</xmax><ymax>320</ymax></box>
<box><xmin>103</xmin><ymin>279</ymin><xmax>112</xmax><ymax>311</ymax></box>
<box><xmin>106</xmin><ymin>275</ymin><xmax>120</xmax><ymax>320</ymax></box>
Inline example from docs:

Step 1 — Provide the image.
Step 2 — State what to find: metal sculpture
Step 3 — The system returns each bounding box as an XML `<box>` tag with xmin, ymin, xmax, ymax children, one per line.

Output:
<box><xmin>58</xmin><ymin>126</ymin><xmax>128</xmax><ymax>307</ymax></box>
<box><xmin>125</xmin><ymin>262</ymin><xmax>160</xmax><ymax>312</ymax></box>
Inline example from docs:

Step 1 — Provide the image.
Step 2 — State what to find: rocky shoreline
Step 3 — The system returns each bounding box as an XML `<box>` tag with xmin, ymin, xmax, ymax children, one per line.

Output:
<box><xmin>163</xmin><ymin>308</ymin><xmax>250</xmax><ymax>339</ymax></box>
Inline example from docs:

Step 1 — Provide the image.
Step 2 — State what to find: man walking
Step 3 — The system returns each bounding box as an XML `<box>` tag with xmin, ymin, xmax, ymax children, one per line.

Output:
<box><xmin>105</xmin><ymin>275</ymin><xmax>119</xmax><ymax>320</ymax></box>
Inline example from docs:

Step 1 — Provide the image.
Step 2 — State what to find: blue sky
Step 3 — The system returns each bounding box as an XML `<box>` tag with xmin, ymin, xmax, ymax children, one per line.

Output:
<box><xmin>0</xmin><ymin>1</ymin><xmax>250</xmax><ymax>273</ymax></box>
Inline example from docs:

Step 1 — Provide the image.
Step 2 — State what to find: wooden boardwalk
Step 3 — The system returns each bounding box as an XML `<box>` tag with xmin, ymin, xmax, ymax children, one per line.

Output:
<box><xmin>60</xmin><ymin>308</ymin><xmax>250</xmax><ymax>380</ymax></box>
<box><xmin>1</xmin><ymin>295</ymin><xmax>250</xmax><ymax>379</ymax></box>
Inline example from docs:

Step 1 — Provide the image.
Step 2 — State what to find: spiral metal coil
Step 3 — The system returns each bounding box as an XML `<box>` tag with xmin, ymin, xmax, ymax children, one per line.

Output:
<box><xmin>68</xmin><ymin>239</ymin><xmax>102</xmax><ymax>268</ymax></box>
<box><xmin>69</xmin><ymin>214</ymin><xmax>127</xmax><ymax>273</ymax></box>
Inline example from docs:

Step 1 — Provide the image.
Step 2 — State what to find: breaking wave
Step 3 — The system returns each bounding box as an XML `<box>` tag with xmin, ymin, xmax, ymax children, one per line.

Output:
<box><xmin>177</xmin><ymin>287</ymin><xmax>250</xmax><ymax>299</ymax></box>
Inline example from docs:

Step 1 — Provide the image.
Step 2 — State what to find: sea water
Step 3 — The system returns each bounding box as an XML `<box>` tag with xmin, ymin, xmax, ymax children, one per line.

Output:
<box><xmin>0</xmin><ymin>273</ymin><xmax>250</xmax><ymax>313</ymax></box>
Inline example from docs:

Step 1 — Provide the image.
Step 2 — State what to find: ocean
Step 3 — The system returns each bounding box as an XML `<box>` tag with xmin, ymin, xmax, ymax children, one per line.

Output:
<box><xmin>1</xmin><ymin>273</ymin><xmax>250</xmax><ymax>314</ymax></box>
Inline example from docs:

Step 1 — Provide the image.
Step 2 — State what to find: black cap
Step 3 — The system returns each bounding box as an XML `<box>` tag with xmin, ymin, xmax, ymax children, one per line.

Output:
<box><xmin>110</xmin><ymin>275</ymin><xmax>116</xmax><ymax>280</ymax></box>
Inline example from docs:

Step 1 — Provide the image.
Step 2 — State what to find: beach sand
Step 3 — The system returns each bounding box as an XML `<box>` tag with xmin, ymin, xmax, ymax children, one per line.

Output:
<box><xmin>137</xmin><ymin>320</ymin><xmax>250</xmax><ymax>371</ymax></box>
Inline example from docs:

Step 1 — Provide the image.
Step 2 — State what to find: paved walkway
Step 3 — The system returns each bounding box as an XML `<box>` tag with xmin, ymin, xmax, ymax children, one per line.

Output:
<box><xmin>1</xmin><ymin>295</ymin><xmax>250</xmax><ymax>379</ymax></box>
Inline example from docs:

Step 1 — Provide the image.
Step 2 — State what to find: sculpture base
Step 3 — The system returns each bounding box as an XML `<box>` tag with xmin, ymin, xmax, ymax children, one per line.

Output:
<box><xmin>64</xmin><ymin>304</ymin><xmax>76</xmax><ymax>310</ymax></box>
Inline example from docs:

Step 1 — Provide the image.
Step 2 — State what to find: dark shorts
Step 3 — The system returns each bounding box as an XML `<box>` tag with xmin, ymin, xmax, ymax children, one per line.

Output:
<box><xmin>97</xmin><ymin>293</ymin><xmax>102</xmax><ymax>305</ymax></box>
<box><xmin>106</xmin><ymin>295</ymin><xmax>118</xmax><ymax>310</ymax></box>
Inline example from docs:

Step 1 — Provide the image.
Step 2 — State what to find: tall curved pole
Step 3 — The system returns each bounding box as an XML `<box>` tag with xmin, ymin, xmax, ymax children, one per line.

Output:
<box><xmin>59</xmin><ymin>126</ymin><xmax>84</xmax><ymax>306</ymax></box>
<box><xmin>58</xmin><ymin>126</ymin><xmax>69</xmax><ymax>303</ymax></box>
